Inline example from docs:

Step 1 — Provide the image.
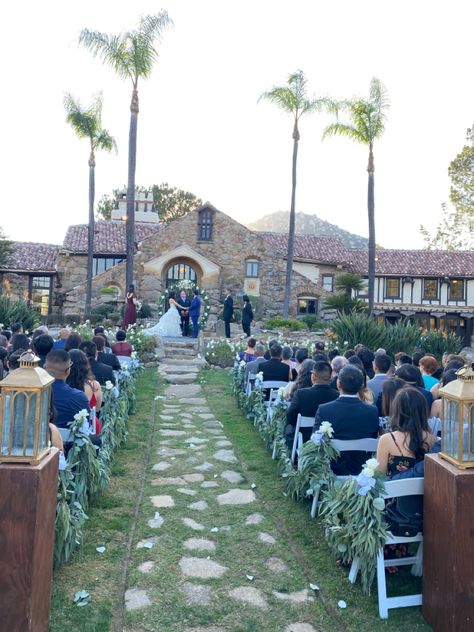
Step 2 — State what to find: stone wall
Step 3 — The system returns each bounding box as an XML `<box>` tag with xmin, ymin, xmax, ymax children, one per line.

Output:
<box><xmin>0</xmin><ymin>272</ymin><xmax>30</xmax><ymax>302</ymax></box>
<box><xmin>61</xmin><ymin>206</ymin><xmax>326</xmax><ymax>322</ymax></box>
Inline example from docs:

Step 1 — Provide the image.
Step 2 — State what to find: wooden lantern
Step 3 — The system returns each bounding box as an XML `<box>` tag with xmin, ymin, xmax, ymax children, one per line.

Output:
<box><xmin>439</xmin><ymin>365</ymin><xmax>474</xmax><ymax>469</ymax></box>
<box><xmin>0</xmin><ymin>350</ymin><xmax>54</xmax><ymax>464</ymax></box>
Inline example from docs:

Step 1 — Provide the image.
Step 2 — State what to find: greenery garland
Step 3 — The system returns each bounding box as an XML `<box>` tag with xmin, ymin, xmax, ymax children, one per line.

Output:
<box><xmin>319</xmin><ymin>459</ymin><xmax>388</xmax><ymax>594</ymax></box>
<box><xmin>157</xmin><ymin>279</ymin><xmax>211</xmax><ymax>328</ymax></box>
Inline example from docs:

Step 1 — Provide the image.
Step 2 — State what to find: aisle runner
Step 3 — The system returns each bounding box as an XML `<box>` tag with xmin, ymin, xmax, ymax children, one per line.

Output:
<box><xmin>123</xmin><ymin>362</ymin><xmax>323</xmax><ymax>632</ymax></box>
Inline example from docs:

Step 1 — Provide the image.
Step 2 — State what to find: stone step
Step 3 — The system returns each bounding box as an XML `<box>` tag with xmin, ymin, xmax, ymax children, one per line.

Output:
<box><xmin>165</xmin><ymin>349</ymin><xmax>198</xmax><ymax>358</ymax></box>
<box><xmin>159</xmin><ymin>365</ymin><xmax>199</xmax><ymax>375</ymax></box>
<box><xmin>161</xmin><ymin>358</ymin><xmax>207</xmax><ymax>367</ymax></box>
<box><xmin>163</xmin><ymin>373</ymin><xmax>197</xmax><ymax>385</ymax></box>
<box><xmin>163</xmin><ymin>341</ymin><xmax>198</xmax><ymax>349</ymax></box>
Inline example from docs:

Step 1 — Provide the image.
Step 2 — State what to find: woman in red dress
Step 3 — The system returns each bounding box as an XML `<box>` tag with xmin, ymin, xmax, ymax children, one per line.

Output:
<box><xmin>123</xmin><ymin>284</ymin><xmax>138</xmax><ymax>329</ymax></box>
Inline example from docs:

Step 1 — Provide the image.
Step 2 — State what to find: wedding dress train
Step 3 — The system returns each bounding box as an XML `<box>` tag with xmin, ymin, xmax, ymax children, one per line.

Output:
<box><xmin>145</xmin><ymin>304</ymin><xmax>183</xmax><ymax>338</ymax></box>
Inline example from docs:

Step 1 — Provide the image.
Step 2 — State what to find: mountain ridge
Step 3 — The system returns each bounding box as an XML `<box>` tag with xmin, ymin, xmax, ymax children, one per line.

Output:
<box><xmin>247</xmin><ymin>211</ymin><xmax>369</xmax><ymax>249</ymax></box>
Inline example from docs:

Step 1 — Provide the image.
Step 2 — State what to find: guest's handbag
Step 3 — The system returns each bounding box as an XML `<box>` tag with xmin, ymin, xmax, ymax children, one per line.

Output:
<box><xmin>384</xmin><ymin>498</ymin><xmax>423</xmax><ymax>537</ymax></box>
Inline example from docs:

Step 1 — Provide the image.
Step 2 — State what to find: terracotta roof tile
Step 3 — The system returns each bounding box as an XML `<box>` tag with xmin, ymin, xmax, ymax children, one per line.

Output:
<box><xmin>257</xmin><ymin>231</ymin><xmax>347</xmax><ymax>265</ymax></box>
<box><xmin>0</xmin><ymin>241</ymin><xmax>59</xmax><ymax>273</ymax></box>
<box><xmin>348</xmin><ymin>249</ymin><xmax>474</xmax><ymax>277</ymax></box>
<box><xmin>62</xmin><ymin>221</ymin><xmax>160</xmax><ymax>254</ymax></box>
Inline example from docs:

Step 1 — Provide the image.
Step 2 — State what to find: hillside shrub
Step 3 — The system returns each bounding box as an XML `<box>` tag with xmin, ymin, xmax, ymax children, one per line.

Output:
<box><xmin>0</xmin><ymin>296</ymin><xmax>40</xmax><ymax>331</ymax></box>
<box><xmin>138</xmin><ymin>302</ymin><xmax>153</xmax><ymax>318</ymax></box>
<box><xmin>300</xmin><ymin>314</ymin><xmax>323</xmax><ymax>331</ymax></box>
<box><xmin>329</xmin><ymin>312</ymin><xmax>386</xmax><ymax>350</ymax></box>
<box><xmin>420</xmin><ymin>331</ymin><xmax>462</xmax><ymax>360</ymax></box>
<box><xmin>264</xmin><ymin>317</ymin><xmax>306</xmax><ymax>332</ymax></box>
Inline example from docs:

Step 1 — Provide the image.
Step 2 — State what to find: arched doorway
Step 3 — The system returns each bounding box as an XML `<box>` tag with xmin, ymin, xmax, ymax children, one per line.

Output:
<box><xmin>165</xmin><ymin>262</ymin><xmax>198</xmax><ymax>287</ymax></box>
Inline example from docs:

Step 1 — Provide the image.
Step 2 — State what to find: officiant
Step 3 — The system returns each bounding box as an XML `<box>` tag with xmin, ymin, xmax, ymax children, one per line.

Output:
<box><xmin>177</xmin><ymin>290</ymin><xmax>191</xmax><ymax>336</ymax></box>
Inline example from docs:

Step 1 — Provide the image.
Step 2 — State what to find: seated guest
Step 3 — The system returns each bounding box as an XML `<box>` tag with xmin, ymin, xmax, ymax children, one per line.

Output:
<box><xmin>53</xmin><ymin>328</ymin><xmax>70</xmax><ymax>349</ymax></box>
<box><xmin>419</xmin><ymin>355</ymin><xmax>439</xmax><ymax>390</ymax></box>
<box><xmin>395</xmin><ymin>352</ymin><xmax>412</xmax><ymax>367</ymax></box>
<box><xmin>313</xmin><ymin>365</ymin><xmax>379</xmax><ymax>475</ymax></box>
<box><xmin>111</xmin><ymin>330</ymin><xmax>133</xmax><ymax>357</ymax></box>
<box><xmin>65</xmin><ymin>332</ymin><xmax>82</xmax><ymax>352</ymax></box>
<box><xmin>312</xmin><ymin>351</ymin><xmax>329</xmax><ymax>362</ymax></box>
<box><xmin>44</xmin><ymin>350</ymin><xmax>90</xmax><ymax>429</ymax></box>
<box><xmin>281</xmin><ymin>346</ymin><xmax>295</xmax><ymax>380</ymax></box>
<box><xmin>329</xmin><ymin>355</ymin><xmax>348</xmax><ymax>389</ymax></box>
<box><xmin>286</xmin><ymin>361</ymin><xmax>339</xmax><ymax>447</ymax></box>
<box><xmin>315</xmin><ymin>341</ymin><xmax>325</xmax><ymax>352</ymax></box>
<box><xmin>395</xmin><ymin>364</ymin><xmax>433</xmax><ymax>409</ymax></box>
<box><xmin>328</xmin><ymin>348</ymin><xmax>340</xmax><ymax>362</ymax></box>
<box><xmin>430</xmin><ymin>369</ymin><xmax>458</xmax><ymax>419</ymax></box>
<box><xmin>79</xmin><ymin>340</ymin><xmax>116</xmax><ymax>386</ymax></box>
<box><xmin>259</xmin><ymin>343</ymin><xmax>290</xmax><ymax>399</ymax></box>
<box><xmin>93</xmin><ymin>335</ymin><xmax>121</xmax><ymax>371</ymax></box>
<box><xmin>357</xmin><ymin>347</ymin><xmax>375</xmax><ymax>379</ymax></box>
<box><xmin>378</xmin><ymin>377</ymin><xmax>407</xmax><ymax>428</ymax></box>
<box><xmin>264</xmin><ymin>338</ymin><xmax>278</xmax><ymax>360</ymax></box>
<box><xmin>94</xmin><ymin>326</ymin><xmax>112</xmax><ymax>351</ymax></box>
<box><xmin>344</xmin><ymin>348</ymin><xmax>356</xmax><ymax>359</ymax></box>
<box><xmin>376</xmin><ymin>388</ymin><xmax>436</xmax><ymax>535</ymax></box>
<box><xmin>32</xmin><ymin>334</ymin><xmax>54</xmax><ymax>367</ymax></box>
<box><xmin>431</xmin><ymin>357</ymin><xmax>465</xmax><ymax>401</ymax></box>
<box><xmin>1</xmin><ymin>330</ymin><xmax>12</xmax><ymax>344</ymax></box>
<box><xmin>367</xmin><ymin>353</ymin><xmax>391</xmax><ymax>399</ymax></box>
<box><xmin>375</xmin><ymin>348</ymin><xmax>387</xmax><ymax>356</ymax></box>
<box><xmin>294</xmin><ymin>348</ymin><xmax>309</xmax><ymax>374</ymax></box>
<box><xmin>239</xmin><ymin>337</ymin><xmax>257</xmax><ymax>363</ymax></box>
<box><xmin>348</xmin><ymin>354</ymin><xmax>365</xmax><ymax>372</ymax></box>
<box><xmin>283</xmin><ymin>358</ymin><xmax>315</xmax><ymax>400</ymax></box>
<box><xmin>67</xmin><ymin>349</ymin><xmax>103</xmax><ymax>433</ymax></box>
<box><xmin>12</xmin><ymin>333</ymin><xmax>30</xmax><ymax>353</ymax></box>
<box><xmin>6</xmin><ymin>349</ymin><xmax>24</xmax><ymax>371</ymax></box>
<box><xmin>0</xmin><ymin>334</ymin><xmax>8</xmax><ymax>350</ymax></box>
<box><xmin>0</xmin><ymin>347</ymin><xmax>8</xmax><ymax>379</ymax></box>
<box><xmin>412</xmin><ymin>351</ymin><xmax>424</xmax><ymax>367</ymax></box>
<box><xmin>245</xmin><ymin>343</ymin><xmax>266</xmax><ymax>383</ymax></box>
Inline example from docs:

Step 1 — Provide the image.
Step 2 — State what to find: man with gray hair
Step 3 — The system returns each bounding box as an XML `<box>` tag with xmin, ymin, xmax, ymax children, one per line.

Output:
<box><xmin>329</xmin><ymin>355</ymin><xmax>348</xmax><ymax>389</ymax></box>
<box><xmin>245</xmin><ymin>343</ymin><xmax>266</xmax><ymax>382</ymax></box>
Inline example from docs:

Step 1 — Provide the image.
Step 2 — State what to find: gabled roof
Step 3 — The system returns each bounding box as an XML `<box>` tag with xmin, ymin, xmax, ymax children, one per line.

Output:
<box><xmin>348</xmin><ymin>248</ymin><xmax>474</xmax><ymax>277</ymax></box>
<box><xmin>256</xmin><ymin>232</ymin><xmax>347</xmax><ymax>265</ymax></box>
<box><xmin>62</xmin><ymin>221</ymin><xmax>161</xmax><ymax>255</ymax></box>
<box><xmin>0</xmin><ymin>241</ymin><xmax>59</xmax><ymax>273</ymax></box>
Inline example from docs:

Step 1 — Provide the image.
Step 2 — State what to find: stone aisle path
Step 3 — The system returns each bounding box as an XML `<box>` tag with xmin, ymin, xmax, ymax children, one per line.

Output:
<box><xmin>122</xmin><ymin>348</ymin><xmax>330</xmax><ymax>632</ymax></box>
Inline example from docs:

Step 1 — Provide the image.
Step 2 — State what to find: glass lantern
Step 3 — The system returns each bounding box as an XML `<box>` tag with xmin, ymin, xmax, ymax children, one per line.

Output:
<box><xmin>0</xmin><ymin>350</ymin><xmax>54</xmax><ymax>464</ymax></box>
<box><xmin>439</xmin><ymin>365</ymin><xmax>474</xmax><ymax>469</ymax></box>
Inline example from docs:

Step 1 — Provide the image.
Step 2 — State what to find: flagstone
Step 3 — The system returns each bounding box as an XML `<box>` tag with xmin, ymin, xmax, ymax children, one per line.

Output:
<box><xmin>182</xmin><ymin>473</ymin><xmax>205</xmax><ymax>483</ymax></box>
<box><xmin>151</xmin><ymin>476</ymin><xmax>186</xmax><ymax>486</ymax></box>
<box><xmin>179</xmin><ymin>556</ymin><xmax>228</xmax><ymax>579</ymax></box>
<box><xmin>285</xmin><ymin>625</ymin><xmax>318</xmax><ymax>632</ymax></box>
<box><xmin>166</xmin><ymin>384</ymin><xmax>202</xmax><ymax>398</ymax></box>
<box><xmin>180</xmin><ymin>412</ymin><xmax>193</xmax><ymax>418</ymax></box>
<box><xmin>189</xmin><ymin>444</ymin><xmax>206</xmax><ymax>451</ymax></box>
<box><xmin>216</xmin><ymin>489</ymin><xmax>256</xmax><ymax>505</ymax></box>
<box><xmin>124</xmin><ymin>588</ymin><xmax>151</xmax><ymax>611</ymax></box>
<box><xmin>220</xmin><ymin>470</ymin><xmax>243</xmax><ymax>484</ymax></box>
<box><xmin>159</xmin><ymin>414</ymin><xmax>174</xmax><ymax>420</ymax></box>
<box><xmin>185</xmin><ymin>436</ymin><xmax>209</xmax><ymax>444</ymax></box>
<box><xmin>228</xmin><ymin>586</ymin><xmax>268</xmax><ymax>609</ymax></box>
<box><xmin>183</xmin><ymin>537</ymin><xmax>216</xmax><ymax>552</ymax></box>
<box><xmin>245</xmin><ymin>513</ymin><xmax>264</xmax><ymax>525</ymax></box>
<box><xmin>212</xmin><ymin>449</ymin><xmax>237</xmax><ymax>463</ymax></box>
<box><xmin>185</xmin><ymin>627</ymin><xmax>225</xmax><ymax>632</ymax></box>
<box><xmin>201</xmin><ymin>481</ymin><xmax>219</xmax><ymax>488</ymax></box>
<box><xmin>186</xmin><ymin>456</ymin><xmax>200</xmax><ymax>464</ymax></box>
<box><xmin>182</xmin><ymin>582</ymin><xmax>214</xmax><ymax>605</ymax></box>
<box><xmin>258</xmin><ymin>532</ymin><xmax>276</xmax><ymax>545</ymax></box>
<box><xmin>273</xmin><ymin>589</ymin><xmax>314</xmax><ymax>604</ymax></box>
<box><xmin>178</xmin><ymin>488</ymin><xmax>198</xmax><ymax>496</ymax></box>
<box><xmin>266</xmin><ymin>557</ymin><xmax>288</xmax><ymax>572</ymax></box>
<box><xmin>180</xmin><ymin>398</ymin><xmax>208</xmax><ymax>406</ymax></box>
<box><xmin>198</xmin><ymin>414</ymin><xmax>215</xmax><ymax>420</ymax></box>
<box><xmin>188</xmin><ymin>500</ymin><xmax>209</xmax><ymax>511</ymax></box>
<box><xmin>137</xmin><ymin>561</ymin><xmax>155</xmax><ymax>573</ymax></box>
<box><xmin>215</xmin><ymin>440</ymin><xmax>232</xmax><ymax>448</ymax></box>
<box><xmin>150</xmin><ymin>495</ymin><xmax>175</xmax><ymax>508</ymax></box>
<box><xmin>152</xmin><ymin>461</ymin><xmax>172</xmax><ymax>471</ymax></box>
<box><xmin>136</xmin><ymin>536</ymin><xmax>160</xmax><ymax>549</ymax></box>
<box><xmin>188</xmin><ymin>406</ymin><xmax>212</xmax><ymax>413</ymax></box>
<box><xmin>182</xmin><ymin>517</ymin><xmax>205</xmax><ymax>531</ymax></box>
<box><xmin>160</xmin><ymin>429</ymin><xmax>187</xmax><ymax>436</ymax></box>
<box><xmin>157</xmin><ymin>447</ymin><xmax>186</xmax><ymax>457</ymax></box>
<box><xmin>194</xmin><ymin>462</ymin><xmax>214</xmax><ymax>471</ymax></box>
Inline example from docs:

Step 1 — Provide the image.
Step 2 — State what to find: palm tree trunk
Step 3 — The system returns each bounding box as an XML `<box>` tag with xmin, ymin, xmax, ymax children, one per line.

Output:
<box><xmin>367</xmin><ymin>144</ymin><xmax>375</xmax><ymax>315</ymax></box>
<box><xmin>126</xmin><ymin>87</ymin><xmax>139</xmax><ymax>290</ymax></box>
<box><xmin>86</xmin><ymin>151</ymin><xmax>95</xmax><ymax>319</ymax></box>
<box><xmin>283</xmin><ymin>128</ymin><xmax>299</xmax><ymax>318</ymax></box>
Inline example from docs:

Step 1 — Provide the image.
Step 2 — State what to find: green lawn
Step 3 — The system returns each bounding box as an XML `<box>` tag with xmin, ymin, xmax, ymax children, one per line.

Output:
<box><xmin>201</xmin><ymin>368</ymin><xmax>432</xmax><ymax>632</ymax></box>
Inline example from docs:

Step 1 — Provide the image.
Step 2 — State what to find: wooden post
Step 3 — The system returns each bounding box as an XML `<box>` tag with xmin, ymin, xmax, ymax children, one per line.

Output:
<box><xmin>423</xmin><ymin>453</ymin><xmax>474</xmax><ymax>631</ymax></box>
<box><xmin>0</xmin><ymin>449</ymin><xmax>59</xmax><ymax>632</ymax></box>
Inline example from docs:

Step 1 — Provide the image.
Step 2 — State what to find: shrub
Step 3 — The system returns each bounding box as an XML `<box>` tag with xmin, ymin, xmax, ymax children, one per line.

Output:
<box><xmin>329</xmin><ymin>312</ymin><xmax>386</xmax><ymax>350</ymax></box>
<box><xmin>420</xmin><ymin>330</ymin><xmax>462</xmax><ymax>361</ymax></box>
<box><xmin>300</xmin><ymin>314</ymin><xmax>323</xmax><ymax>331</ymax></box>
<box><xmin>90</xmin><ymin>303</ymin><xmax>117</xmax><ymax>324</ymax></box>
<box><xmin>205</xmin><ymin>339</ymin><xmax>242</xmax><ymax>367</ymax></box>
<box><xmin>138</xmin><ymin>302</ymin><xmax>153</xmax><ymax>318</ymax></box>
<box><xmin>384</xmin><ymin>321</ymin><xmax>422</xmax><ymax>358</ymax></box>
<box><xmin>0</xmin><ymin>295</ymin><xmax>40</xmax><ymax>331</ymax></box>
<box><xmin>64</xmin><ymin>313</ymin><xmax>81</xmax><ymax>326</ymax></box>
<box><xmin>264</xmin><ymin>317</ymin><xmax>306</xmax><ymax>331</ymax></box>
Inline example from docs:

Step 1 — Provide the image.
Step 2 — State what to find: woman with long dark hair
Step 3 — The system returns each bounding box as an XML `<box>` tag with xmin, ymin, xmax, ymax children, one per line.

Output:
<box><xmin>283</xmin><ymin>358</ymin><xmax>315</xmax><ymax>400</ymax></box>
<box><xmin>66</xmin><ymin>349</ymin><xmax>103</xmax><ymax>433</ymax></box>
<box><xmin>241</xmin><ymin>294</ymin><xmax>254</xmax><ymax>337</ymax></box>
<box><xmin>123</xmin><ymin>283</ymin><xmax>138</xmax><ymax>329</ymax></box>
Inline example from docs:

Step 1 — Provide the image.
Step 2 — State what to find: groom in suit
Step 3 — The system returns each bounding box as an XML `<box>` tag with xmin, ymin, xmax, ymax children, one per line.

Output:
<box><xmin>177</xmin><ymin>290</ymin><xmax>191</xmax><ymax>336</ymax></box>
<box><xmin>223</xmin><ymin>288</ymin><xmax>233</xmax><ymax>338</ymax></box>
<box><xmin>189</xmin><ymin>290</ymin><xmax>201</xmax><ymax>338</ymax></box>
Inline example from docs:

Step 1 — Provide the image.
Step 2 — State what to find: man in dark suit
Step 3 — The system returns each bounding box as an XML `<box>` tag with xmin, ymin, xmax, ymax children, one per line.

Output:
<box><xmin>259</xmin><ymin>344</ymin><xmax>290</xmax><ymax>399</ymax></box>
<box><xmin>93</xmin><ymin>336</ymin><xmax>121</xmax><ymax>371</ymax></box>
<box><xmin>79</xmin><ymin>340</ymin><xmax>116</xmax><ymax>386</ymax></box>
<box><xmin>188</xmin><ymin>290</ymin><xmax>201</xmax><ymax>338</ymax></box>
<box><xmin>223</xmin><ymin>288</ymin><xmax>233</xmax><ymax>338</ymax></box>
<box><xmin>286</xmin><ymin>361</ymin><xmax>339</xmax><ymax>447</ymax></box>
<box><xmin>177</xmin><ymin>290</ymin><xmax>192</xmax><ymax>336</ymax></box>
<box><xmin>314</xmin><ymin>365</ymin><xmax>379</xmax><ymax>475</ymax></box>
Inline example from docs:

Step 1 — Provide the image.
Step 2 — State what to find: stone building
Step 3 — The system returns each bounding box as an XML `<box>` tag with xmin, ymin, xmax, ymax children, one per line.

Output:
<box><xmin>1</xmin><ymin>197</ymin><xmax>473</xmax><ymax>345</ymax></box>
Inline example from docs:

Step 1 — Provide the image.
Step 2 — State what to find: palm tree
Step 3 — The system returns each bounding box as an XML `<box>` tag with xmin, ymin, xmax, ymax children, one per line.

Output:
<box><xmin>79</xmin><ymin>12</ymin><xmax>172</xmax><ymax>290</ymax></box>
<box><xmin>323</xmin><ymin>78</ymin><xmax>389</xmax><ymax>315</ymax></box>
<box><xmin>260</xmin><ymin>70</ymin><xmax>326</xmax><ymax>317</ymax></box>
<box><xmin>64</xmin><ymin>92</ymin><xmax>117</xmax><ymax>317</ymax></box>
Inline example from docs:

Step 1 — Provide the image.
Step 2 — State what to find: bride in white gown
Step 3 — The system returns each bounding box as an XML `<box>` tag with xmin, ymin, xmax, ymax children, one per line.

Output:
<box><xmin>145</xmin><ymin>292</ymin><xmax>183</xmax><ymax>338</ymax></box>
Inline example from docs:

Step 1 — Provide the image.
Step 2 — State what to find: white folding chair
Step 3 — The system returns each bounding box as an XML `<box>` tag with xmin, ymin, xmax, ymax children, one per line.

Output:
<box><xmin>291</xmin><ymin>414</ymin><xmax>315</xmax><ymax>465</ymax></box>
<box><xmin>246</xmin><ymin>373</ymin><xmax>257</xmax><ymax>396</ymax></box>
<box><xmin>116</xmin><ymin>355</ymin><xmax>132</xmax><ymax>368</ymax></box>
<box><xmin>260</xmin><ymin>381</ymin><xmax>288</xmax><ymax>423</ymax></box>
<box><xmin>310</xmin><ymin>437</ymin><xmax>379</xmax><ymax>518</ymax></box>
<box><xmin>348</xmin><ymin>478</ymin><xmax>424</xmax><ymax>619</ymax></box>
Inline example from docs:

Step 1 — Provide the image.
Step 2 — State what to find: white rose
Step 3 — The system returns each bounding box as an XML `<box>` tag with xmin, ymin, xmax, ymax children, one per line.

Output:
<box><xmin>362</xmin><ymin>467</ymin><xmax>375</xmax><ymax>478</ymax></box>
<box><xmin>277</xmin><ymin>387</ymin><xmax>285</xmax><ymax>397</ymax></box>
<box><xmin>365</xmin><ymin>458</ymin><xmax>379</xmax><ymax>470</ymax></box>
<box><xmin>239</xmin><ymin>360</ymin><xmax>246</xmax><ymax>367</ymax></box>
<box><xmin>105</xmin><ymin>380</ymin><xmax>114</xmax><ymax>390</ymax></box>
<box><xmin>255</xmin><ymin>371</ymin><xmax>263</xmax><ymax>382</ymax></box>
<box><xmin>74</xmin><ymin>408</ymin><xmax>89</xmax><ymax>422</ymax></box>
<box><xmin>319</xmin><ymin>421</ymin><xmax>334</xmax><ymax>437</ymax></box>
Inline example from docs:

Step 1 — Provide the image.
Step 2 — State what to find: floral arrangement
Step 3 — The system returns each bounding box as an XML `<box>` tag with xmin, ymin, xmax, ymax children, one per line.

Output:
<box><xmin>157</xmin><ymin>281</ymin><xmax>211</xmax><ymax>329</ymax></box>
<box><xmin>205</xmin><ymin>338</ymin><xmax>246</xmax><ymax>367</ymax></box>
<box><xmin>319</xmin><ymin>458</ymin><xmax>388</xmax><ymax>594</ymax></box>
<box><xmin>259</xmin><ymin>388</ymin><xmax>288</xmax><ymax>452</ymax></box>
<box><xmin>282</xmin><ymin>422</ymin><xmax>340</xmax><ymax>502</ymax></box>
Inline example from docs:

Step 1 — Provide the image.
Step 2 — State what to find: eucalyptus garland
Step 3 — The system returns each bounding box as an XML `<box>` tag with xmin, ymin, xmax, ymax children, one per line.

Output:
<box><xmin>157</xmin><ymin>280</ymin><xmax>211</xmax><ymax>328</ymax></box>
<box><xmin>319</xmin><ymin>459</ymin><xmax>388</xmax><ymax>594</ymax></box>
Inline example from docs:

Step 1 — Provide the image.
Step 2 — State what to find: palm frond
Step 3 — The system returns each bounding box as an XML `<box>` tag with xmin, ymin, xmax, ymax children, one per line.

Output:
<box><xmin>94</xmin><ymin>129</ymin><xmax>117</xmax><ymax>154</ymax></box>
<box><xmin>64</xmin><ymin>92</ymin><xmax>116</xmax><ymax>154</ymax></box>
<box><xmin>322</xmin><ymin>122</ymin><xmax>365</xmax><ymax>143</ymax></box>
<box><xmin>79</xmin><ymin>30</ymin><xmax>133</xmax><ymax>81</ymax></box>
<box><xmin>259</xmin><ymin>86</ymin><xmax>298</xmax><ymax>115</ymax></box>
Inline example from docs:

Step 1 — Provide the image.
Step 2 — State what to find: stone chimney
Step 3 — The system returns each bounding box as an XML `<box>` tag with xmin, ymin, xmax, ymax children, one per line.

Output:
<box><xmin>111</xmin><ymin>188</ymin><xmax>159</xmax><ymax>224</ymax></box>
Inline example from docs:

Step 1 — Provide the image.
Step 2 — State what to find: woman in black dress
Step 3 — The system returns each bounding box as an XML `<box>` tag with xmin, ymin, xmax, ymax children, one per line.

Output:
<box><xmin>241</xmin><ymin>294</ymin><xmax>253</xmax><ymax>337</ymax></box>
